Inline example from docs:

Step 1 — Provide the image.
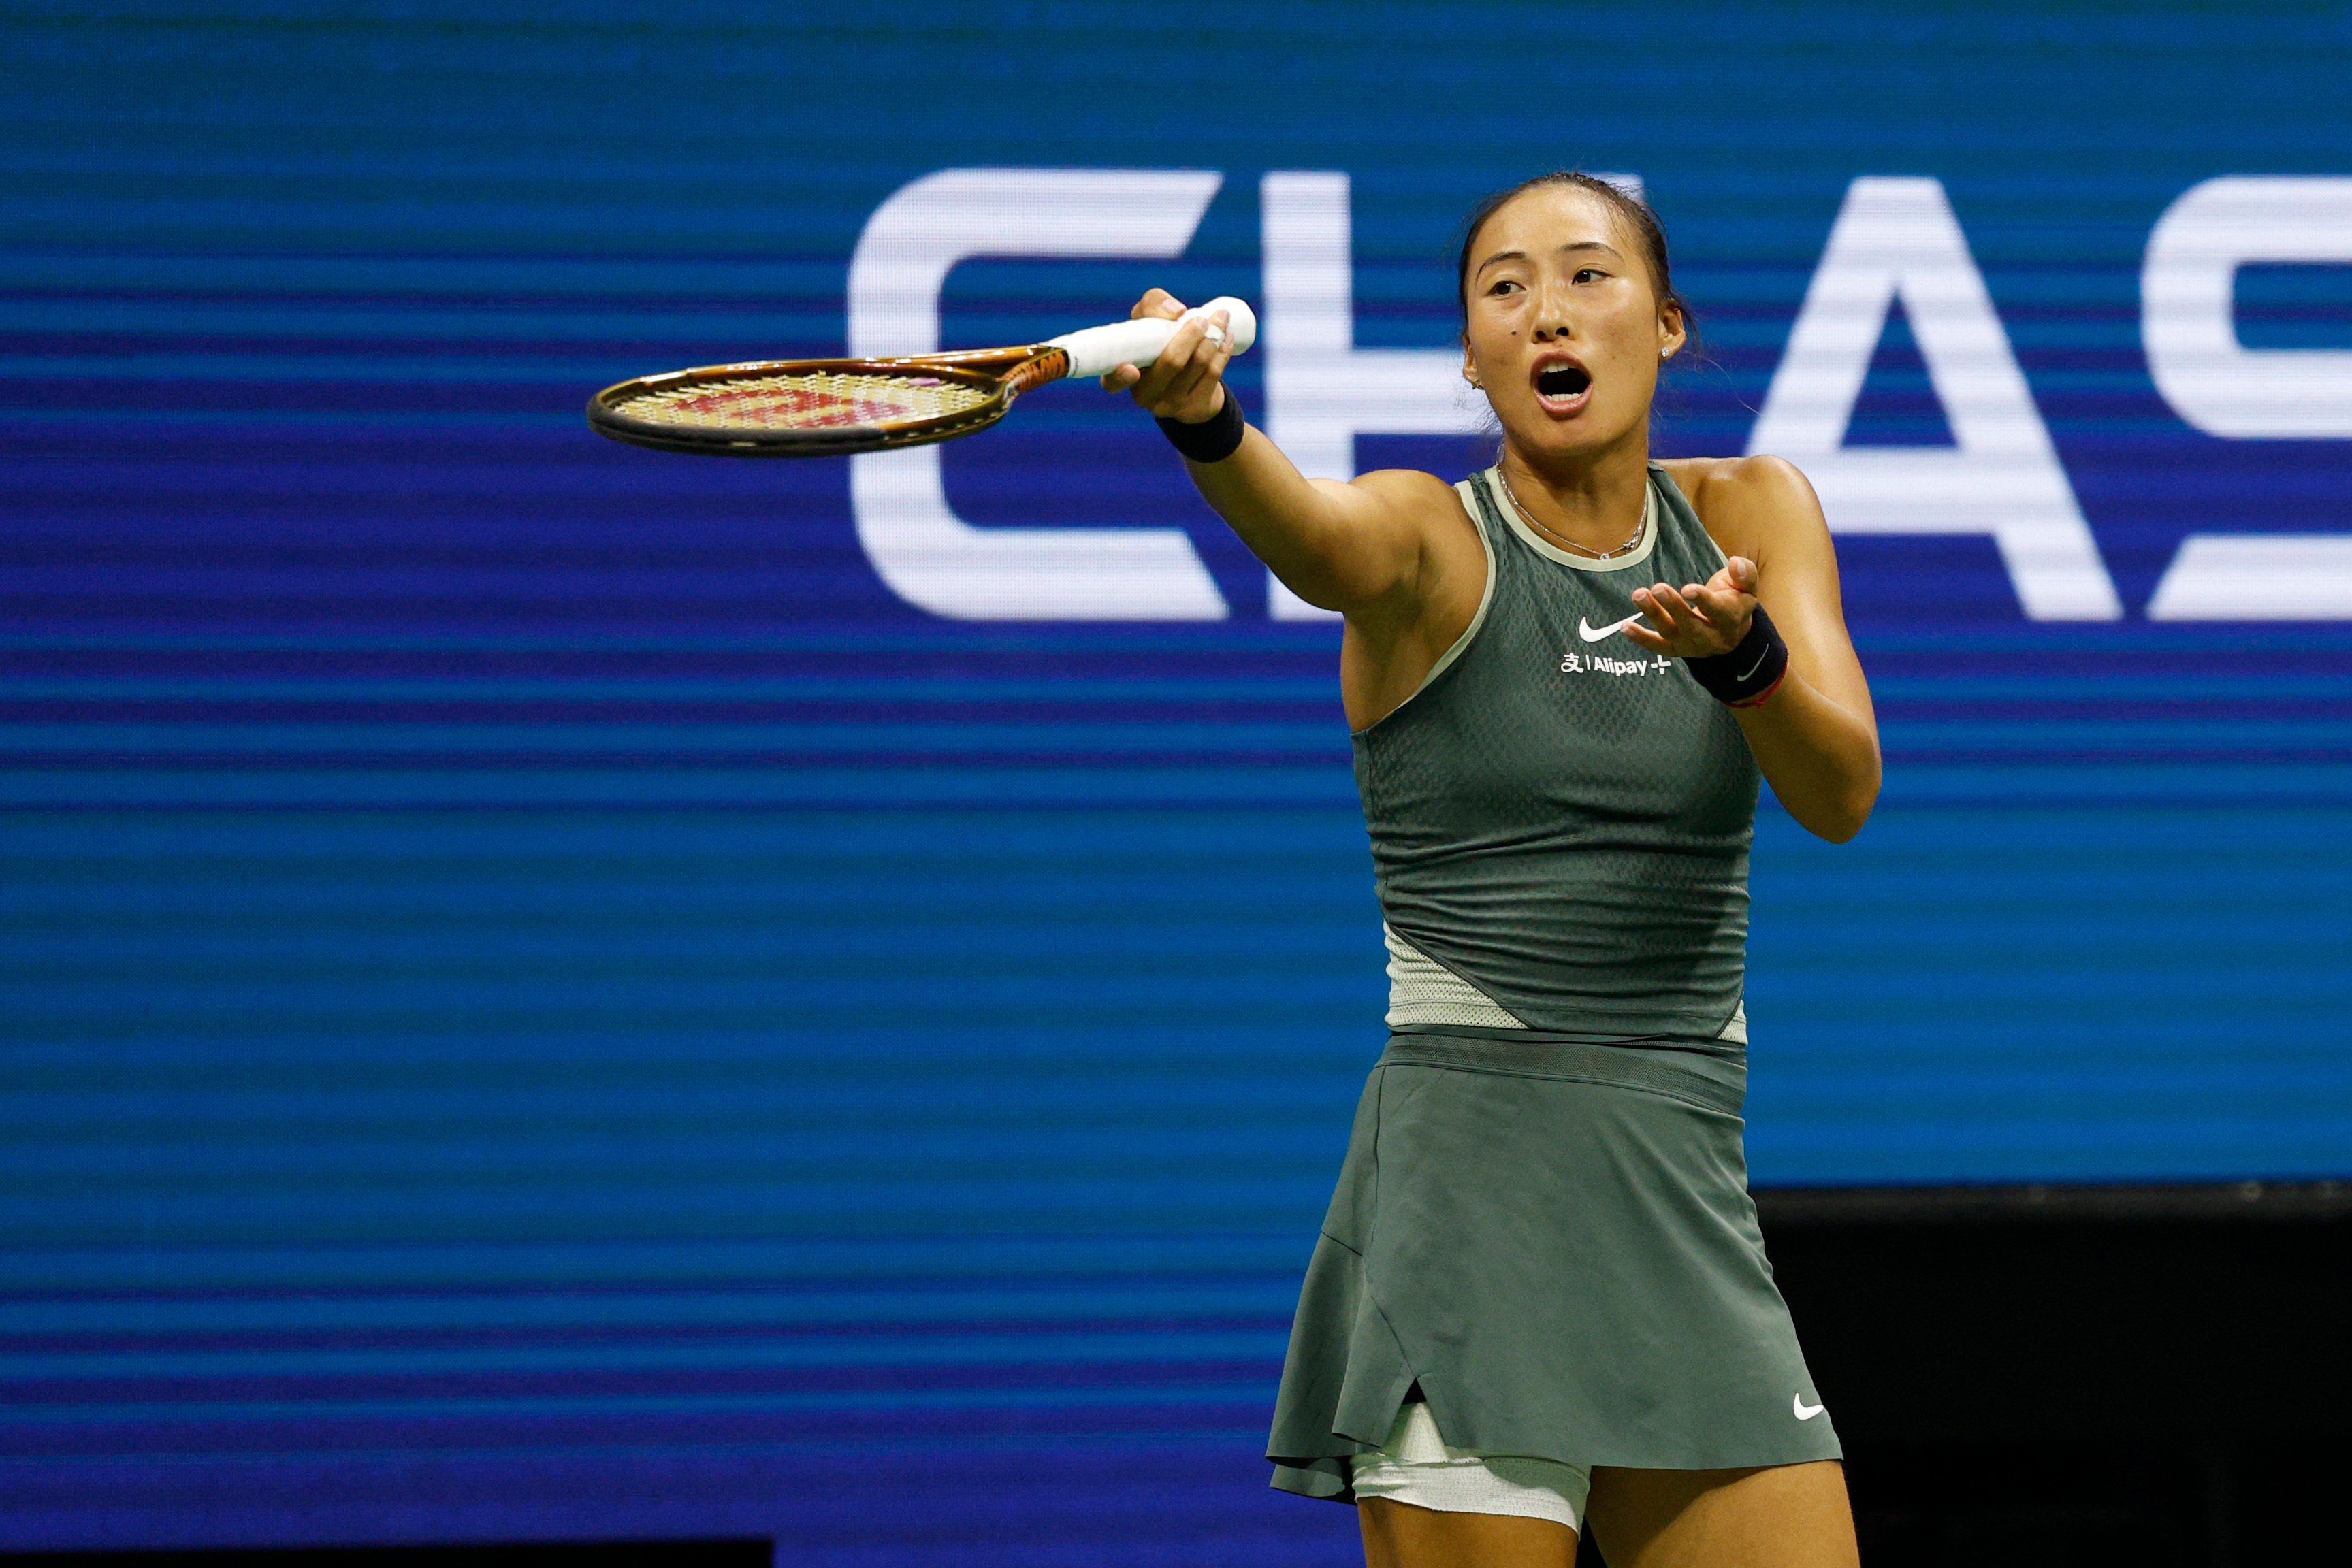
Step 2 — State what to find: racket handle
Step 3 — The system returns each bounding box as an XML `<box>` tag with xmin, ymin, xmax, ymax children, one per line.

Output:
<box><xmin>1049</xmin><ymin>297</ymin><xmax>1258</xmax><ymax>381</ymax></box>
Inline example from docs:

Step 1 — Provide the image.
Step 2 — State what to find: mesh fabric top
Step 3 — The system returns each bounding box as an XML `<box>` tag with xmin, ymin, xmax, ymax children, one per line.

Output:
<box><xmin>612</xmin><ymin>372</ymin><xmax>995</xmax><ymax>431</ymax></box>
<box><xmin>1352</xmin><ymin>466</ymin><xmax>1758</xmax><ymax>1041</ymax></box>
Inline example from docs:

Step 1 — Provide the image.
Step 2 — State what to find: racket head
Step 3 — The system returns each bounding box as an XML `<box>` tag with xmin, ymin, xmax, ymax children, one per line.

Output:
<box><xmin>587</xmin><ymin>358</ymin><xmax>1017</xmax><ymax>457</ymax></box>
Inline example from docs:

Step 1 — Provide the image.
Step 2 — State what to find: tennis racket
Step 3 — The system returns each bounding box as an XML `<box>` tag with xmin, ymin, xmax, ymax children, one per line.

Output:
<box><xmin>587</xmin><ymin>297</ymin><xmax>1257</xmax><ymax>458</ymax></box>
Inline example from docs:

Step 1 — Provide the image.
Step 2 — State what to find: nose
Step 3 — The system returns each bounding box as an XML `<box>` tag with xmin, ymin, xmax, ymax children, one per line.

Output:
<box><xmin>1530</xmin><ymin>285</ymin><xmax>1577</xmax><ymax>342</ymax></box>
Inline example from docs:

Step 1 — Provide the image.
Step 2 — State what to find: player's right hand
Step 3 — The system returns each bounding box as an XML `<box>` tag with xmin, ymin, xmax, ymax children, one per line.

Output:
<box><xmin>1101</xmin><ymin>289</ymin><xmax>1233</xmax><ymax>425</ymax></box>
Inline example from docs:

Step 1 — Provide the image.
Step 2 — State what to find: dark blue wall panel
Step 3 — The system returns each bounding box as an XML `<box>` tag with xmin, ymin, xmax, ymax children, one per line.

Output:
<box><xmin>3</xmin><ymin>2</ymin><xmax>2349</xmax><ymax>1558</ymax></box>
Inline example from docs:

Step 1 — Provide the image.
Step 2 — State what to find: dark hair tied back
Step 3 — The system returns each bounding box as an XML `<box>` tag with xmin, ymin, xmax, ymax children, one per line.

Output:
<box><xmin>1454</xmin><ymin>171</ymin><xmax>1694</xmax><ymax>350</ymax></box>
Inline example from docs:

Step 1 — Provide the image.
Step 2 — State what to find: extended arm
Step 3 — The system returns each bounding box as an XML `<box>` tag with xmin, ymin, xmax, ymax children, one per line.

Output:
<box><xmin>1101</xmin><ymin>289</ymin><xmax>1456</xmax><ymax>616</ymax></box>
<box><xmin>1628</xmin><ymin>457</ymin><xmax>1881</xmax><ymax>843</ymax></box>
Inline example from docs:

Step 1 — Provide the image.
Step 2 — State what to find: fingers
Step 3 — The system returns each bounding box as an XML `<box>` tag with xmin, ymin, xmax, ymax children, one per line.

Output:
<box><xmin>1632</xmin><ymin>583</ymin><xmax>1698</xmax><ymax>642</ymax></box>
<box><xmin>1131</xmin><ymin>287</ymin><xmax>1187</xmax><ymax>322</ymax></box>
<box><xmin>1625</xmin><ymin>557</ymin><xmax>1766</xmax><ymax>657</ymax></box>
<box><xmin>1109</xmin><ymin>293</ymin><xmax>1233</xmax><ymax>414</ymax></box>
<box><xmin>1681</xmin><ymin>581</ymin><xmax>1736</xmax><ymax>630</ymax></box>
<box><xmin>1693</xmin><ymin>585</ymin><xmax>1746</xmax><ymax>629</ymax></box>
<box><xmin>1632</xmin><ymin>581</ymin><xmax>1749</xmax><ymax>657</ymax></box>
<box><xmin>1693</xmin><ymin>561</ymin><xmax>1761</xmax><ymax>639</ymax></box>
<box><xmin>1621</xmin><ymin>621</ymin><xmax>1671</xmax><ymax>652</ymax></box>
<box><xmin>1127</xmin><ymin>308</ymin><xmax>1232</xmax><ymax>421</ymax></box>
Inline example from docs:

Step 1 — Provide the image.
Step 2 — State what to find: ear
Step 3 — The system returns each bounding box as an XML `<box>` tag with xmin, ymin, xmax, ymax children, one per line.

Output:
<box><xmin>1658</xmin><ymin>297</ymin><xmax>1688</xmax><ymax>362</ymax></box>
<box><xmin>1462</xmin><ymin>338</ymin><xmax>1481</xmax><ymax>387</ymax></box>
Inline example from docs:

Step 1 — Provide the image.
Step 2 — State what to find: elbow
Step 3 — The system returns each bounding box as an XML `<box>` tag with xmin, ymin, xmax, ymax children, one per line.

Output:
<box><xmin>1807</xmin><ymin>808</ymin><xmax>1869</xmax><ymax>845</ymax></box>
<box><xmin>1804</xmin><ymin>771</ymin><xmax>1881</xmax><ymax>845</ymax></box>
<box><xmin>1784</xmin><ymin>755</ymin><xmax>1880</xmax><ymax>844</ymax></box>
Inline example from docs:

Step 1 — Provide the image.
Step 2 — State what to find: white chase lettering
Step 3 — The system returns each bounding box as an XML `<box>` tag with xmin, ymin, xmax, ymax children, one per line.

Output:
<box><xmin>846</xmin><ymin>168</ymin><xmax>1229</xmax><ymax>622</ymax></box>
<box><xmin>839</xmin><ymin>166</ymin><xmax>2345</xmax><ymax>626</ymax></box>
<box><xmin>2143</xmin><ymin>177</ymin><xmax>2352</xmax><ymax>621</ymax></box>
<box><xmin>1748</xmin><ymin>177</ymin><xmax>2121</xmax><ymax>621</ymax></box>
<box><xmin>2144</xmin><ymin>176</ymin><xmax>2352</xmax><ymax>439</ymax></box>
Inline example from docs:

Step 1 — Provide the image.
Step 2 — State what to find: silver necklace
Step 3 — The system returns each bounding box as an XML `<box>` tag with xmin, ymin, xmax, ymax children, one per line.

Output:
<box><xmin>1496</xmin><ymin>466</ymin><xmax>1647</xmax><ymax>560</ymax></box>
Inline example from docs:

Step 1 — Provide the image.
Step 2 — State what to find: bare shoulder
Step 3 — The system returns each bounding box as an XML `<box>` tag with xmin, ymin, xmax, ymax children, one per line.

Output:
<box><xmin>1351</xmin><ymin>466</ymin><xmax>1468</xmax><ymax>515</ymax></box>
<box><xmin>1343</xmin><ymin>467</ymin><xmax>1483</xmax><ymax>615</ymax></box>
<box><xmin>1658</xmin><ymin>454</ymin><xmax>1827</xmax><ymax>566</ymax></box>
<box><xmin>1658</xmin><ymin>453</ymin><xmax>1820</xmax><ymax>519</ymax></box>
<box><xmin>1347</xmin><ymin>466</ymin><xmax>1479</xmax><ymax>554</ymax></box>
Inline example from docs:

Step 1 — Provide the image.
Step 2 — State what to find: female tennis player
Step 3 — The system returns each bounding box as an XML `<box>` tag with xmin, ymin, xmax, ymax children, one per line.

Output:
<box><xmin>1102</xmin><ymin>172</ymin><xmax>1876</xmax><ymax>1568</ymax></box>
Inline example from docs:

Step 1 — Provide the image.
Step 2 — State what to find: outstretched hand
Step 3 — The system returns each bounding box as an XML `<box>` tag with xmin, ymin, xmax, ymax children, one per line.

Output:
<box><xmin>1622</xmin><ymin>555</ymin><xmax>1760</xmax><ymax>658</ymax></box>
<box><xmin>1099</xmin><ymin>289</ymin><xmax>1234</xmax><ymax>425</ymax></box>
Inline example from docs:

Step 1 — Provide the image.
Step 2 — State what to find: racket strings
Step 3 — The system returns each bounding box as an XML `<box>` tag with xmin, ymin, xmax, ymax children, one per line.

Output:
<box><xmin>610</xmin><ymin>372</ymin><xmax>995</xmax><ymax>433</ymax></box>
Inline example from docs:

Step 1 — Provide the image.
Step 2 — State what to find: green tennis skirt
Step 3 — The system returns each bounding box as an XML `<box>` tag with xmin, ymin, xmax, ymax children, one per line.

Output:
<box><xmin>1268</xmin><ymin>1030</ymin><xmax>1841</xmax><ymax>1500</ymax></box>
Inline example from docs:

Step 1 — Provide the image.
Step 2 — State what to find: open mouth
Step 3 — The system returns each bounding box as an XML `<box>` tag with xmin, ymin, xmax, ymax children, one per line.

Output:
<box><xmin>1536</xmin><ymin>365</ymin><xmax>1592</xmax><ymax>399</ymax></box>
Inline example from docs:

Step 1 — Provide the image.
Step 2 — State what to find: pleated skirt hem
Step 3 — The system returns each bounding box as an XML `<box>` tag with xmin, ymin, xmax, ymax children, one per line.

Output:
<box><xmin>1265</xmin><ymin>1032</ymin><xmax>1843</xmax><ymax>1493</ymax></box>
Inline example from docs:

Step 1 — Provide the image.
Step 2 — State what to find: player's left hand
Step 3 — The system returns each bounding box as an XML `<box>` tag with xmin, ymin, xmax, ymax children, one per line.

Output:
<box><xmin>1622</xmin><ymin>556</ymin><xmax>1760</xmax><ymax>658</ymax></box>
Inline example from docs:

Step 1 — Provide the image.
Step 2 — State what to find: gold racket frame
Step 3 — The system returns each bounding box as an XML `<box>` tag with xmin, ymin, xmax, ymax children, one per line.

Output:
<box><xmin>587</xmin><ymin>345</ymin><xmax>1072</xmax><ymax>458</ymax></box>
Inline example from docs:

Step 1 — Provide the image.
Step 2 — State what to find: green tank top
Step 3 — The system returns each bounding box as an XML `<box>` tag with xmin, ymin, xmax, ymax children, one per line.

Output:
<box><xmin>1351</xmin><ymin>463</ymin><xmax>1759</xmax><ymax>1042</ymax></box>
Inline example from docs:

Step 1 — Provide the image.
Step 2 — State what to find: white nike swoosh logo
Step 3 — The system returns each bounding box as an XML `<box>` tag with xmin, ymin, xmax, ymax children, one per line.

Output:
<box><xmin>1577</xmin><ymin>614</ymin><xmax>1643</xmax><ymax>644</ymax></box>
<box><xmin>1794</xmin><ymin>1396</ymin><xmax>1826</xmax><ymax>1420</ymax></box>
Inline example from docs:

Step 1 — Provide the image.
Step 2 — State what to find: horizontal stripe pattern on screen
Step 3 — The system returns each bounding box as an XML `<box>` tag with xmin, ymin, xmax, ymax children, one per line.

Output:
<box><xmin>4</xmin><ymin>1</ymin><xmax>2350</xmax><ymax>1558</ymax></box>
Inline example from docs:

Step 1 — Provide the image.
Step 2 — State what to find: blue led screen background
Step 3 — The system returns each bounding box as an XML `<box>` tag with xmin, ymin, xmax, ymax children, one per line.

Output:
<box><xmin>3</xmin><ymin>2</ymin><xmax>2350</xmax><ymax>1558</ymax></box>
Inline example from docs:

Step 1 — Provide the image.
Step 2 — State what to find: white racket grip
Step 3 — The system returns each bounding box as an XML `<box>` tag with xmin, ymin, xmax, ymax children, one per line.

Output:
<box><xmin>1048</xmin><ymin>297</ymin><xmax>1257</xmax><ymax>381</ymax></box>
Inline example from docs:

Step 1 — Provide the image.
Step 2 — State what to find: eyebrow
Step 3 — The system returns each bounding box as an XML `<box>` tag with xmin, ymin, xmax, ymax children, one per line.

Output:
<box><xmin>1475</xmin><ymin>240</ymin><xmax>1625</xmax><ymax>275</ymax></box>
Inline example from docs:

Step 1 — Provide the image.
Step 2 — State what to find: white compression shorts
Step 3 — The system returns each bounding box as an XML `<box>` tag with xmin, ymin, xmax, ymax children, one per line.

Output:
<box><xmin>1347</xmin><ymin>1400</ymin><xmax>1590</xmax><ymax>1531</ymax></box>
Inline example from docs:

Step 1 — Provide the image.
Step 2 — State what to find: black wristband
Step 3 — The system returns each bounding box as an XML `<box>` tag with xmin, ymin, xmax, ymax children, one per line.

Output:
<box><xmin>1156</xmin><ymin>389</ymin><xmax>1246</xmax><ymax>463</ymax></box>
<box><xmin>1684</xmin><ymin>604</ymin><xmax>1790</xmax><ymax>708</ymax></box>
